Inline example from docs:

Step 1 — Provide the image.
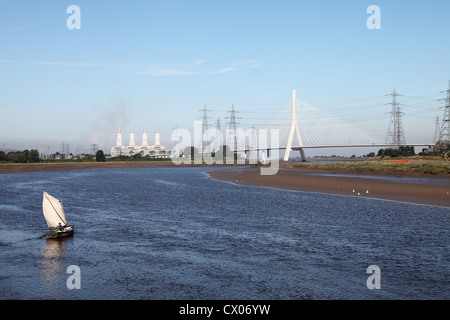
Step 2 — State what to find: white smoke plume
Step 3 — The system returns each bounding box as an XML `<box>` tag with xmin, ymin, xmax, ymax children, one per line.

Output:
<box><xmin>88</xmin><ymin>95</ymin><xmax>132</xmax><ymax>150</ymax></box>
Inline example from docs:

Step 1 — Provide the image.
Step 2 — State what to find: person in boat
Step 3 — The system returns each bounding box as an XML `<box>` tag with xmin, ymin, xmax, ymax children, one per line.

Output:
<box><xmin>53</xmin><ymin>223</ymin><xmax>64</xmax><ymax>232</ymax></box>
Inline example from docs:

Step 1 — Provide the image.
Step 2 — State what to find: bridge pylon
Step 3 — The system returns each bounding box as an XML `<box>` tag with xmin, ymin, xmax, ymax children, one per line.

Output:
<box><xmin>284</xmin><ymin>90</ymin><xmax>306</xmax><ymax>162</ymax></box>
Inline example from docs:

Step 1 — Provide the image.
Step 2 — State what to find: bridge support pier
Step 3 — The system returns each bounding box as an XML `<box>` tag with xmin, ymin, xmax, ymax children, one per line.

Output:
<box><xmin>289</xmin><ymin>147</ymin><xmax>306</xmax><ymax>162</ymax></box>
<box><xmin>299</xmin><ymin>148</ymin><xmax>306</xmax><ymax>162</ymax></box>
<box><xmin>262</xmin><ymin>150</ymin><xmax>266</xmax><ymax>164</ymax></box>
<box><xmin>284</xmin><ymin>90</ymin><xmax>307</xmax><ymax>162</ymax></box>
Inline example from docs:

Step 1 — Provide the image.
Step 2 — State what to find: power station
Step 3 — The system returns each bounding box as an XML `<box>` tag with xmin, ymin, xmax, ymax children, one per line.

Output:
<box><xmin>111</xmin><ymin>129</ymin><xmax>170</xmax><ymax>158</ymax></box>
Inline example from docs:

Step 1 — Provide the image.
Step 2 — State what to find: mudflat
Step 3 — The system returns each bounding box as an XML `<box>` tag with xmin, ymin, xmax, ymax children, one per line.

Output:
<box><xmin>207</xmin><ymin>166</ymin><xmax>450</xmax><ymax>207</ymax></box>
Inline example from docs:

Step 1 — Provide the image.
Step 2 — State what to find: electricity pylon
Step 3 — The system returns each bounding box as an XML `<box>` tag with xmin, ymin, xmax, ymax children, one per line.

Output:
<box><xmin>438</xmin><ymin>81</ymin><xmax>450</xmax><ymax>142</ymax></box>
<box><xmin>433</xmin><ymin>115</ymin><xmax>441</xmax><ymax>145</ymax></box>
<box><xmin>225</xmin><ymin>104</ymin><xmax>240</xmax><ymax>155</ymax></box>
<box><xmin>385</xmin><ymin>88</ymin><xmax>406</xmax><ymax>147</ymax></box>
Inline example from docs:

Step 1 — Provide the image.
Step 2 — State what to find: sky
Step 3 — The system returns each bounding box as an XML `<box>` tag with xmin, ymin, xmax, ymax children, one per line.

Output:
<box><xmin>0</xmin><ymin>0</ymin><xmax>449</xmax><ymax>156</ymax></box>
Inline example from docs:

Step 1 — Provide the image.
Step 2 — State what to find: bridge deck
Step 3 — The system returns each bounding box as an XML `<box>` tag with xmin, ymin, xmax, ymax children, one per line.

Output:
<box><xmin>232</xmin><ymin>144</ymin><xmax>433</xmax><ymax>152</ymax></box>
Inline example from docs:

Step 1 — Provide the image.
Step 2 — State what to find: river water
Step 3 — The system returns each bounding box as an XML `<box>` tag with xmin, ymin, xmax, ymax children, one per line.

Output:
<box><xmin>0</xmin><ymin>167</ymin><xmax>448</xmax><ymax>299</ymax></box>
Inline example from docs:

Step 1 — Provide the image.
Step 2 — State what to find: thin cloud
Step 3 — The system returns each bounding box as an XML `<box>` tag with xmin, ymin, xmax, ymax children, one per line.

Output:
<box><xmin>191</xmin><ymin>59</ymin><xmax>208</xmax><ymax>65</ymax></box>
<box><xmin>212</xmin><ymin>67</ymin><xmax>237</xmax><ymax>74</ymax></box>
<box><xmin>0</xmin><ymin>58</ymin><xmax>261</xmax><ymax>76</ymax></box>
<box><xmin>0</xmin><ymin>59</ymin><xmax>142</xmax><ymax>68</ymax></box>
<box><xmin>134</xmin><ymin>59</ymin><xmax>261</xmax><ymax>76</ymax></box>
<box><xmin>138</xmin><ymin>69</ymin><xmax>196</xmax><ymax>76</ymax></box>
<box><xmin>133</xmin><ymin>59</ymin><xmax>206</xmax><ymax>75</ymax></box>
<box><xmin>211</xmin><ymin>60</ymin><xmax>261</xmax><ymax>74</ymax></box>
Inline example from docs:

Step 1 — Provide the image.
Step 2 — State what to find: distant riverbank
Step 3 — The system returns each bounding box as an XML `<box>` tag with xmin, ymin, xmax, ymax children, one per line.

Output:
<box><xmin>0</xmin><ymin>161</ymin><xmax>234</xmax><ymax>174</ymax></box>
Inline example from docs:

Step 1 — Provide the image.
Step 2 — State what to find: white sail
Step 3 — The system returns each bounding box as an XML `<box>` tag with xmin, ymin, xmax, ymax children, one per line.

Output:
<box><xmin>42</xmin><ymin>191</ymin><xmax>67</xmax><ymax>228</ymax></box>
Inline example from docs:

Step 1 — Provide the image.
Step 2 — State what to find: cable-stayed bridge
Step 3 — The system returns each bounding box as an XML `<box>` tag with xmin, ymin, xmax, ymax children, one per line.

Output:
<box><xmin>197</xmin><ymin>90</ymin><xmax>436</xmax><ymax>161</ymax></box>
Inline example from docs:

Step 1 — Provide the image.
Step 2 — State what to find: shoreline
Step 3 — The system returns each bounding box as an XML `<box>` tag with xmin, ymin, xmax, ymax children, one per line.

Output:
<box><xmin>1</xmin><ymin>161</ymin><xmax>449</xmax><ymax>207</ymax></box>
<box><xmin>207</xmin><ymin>166</ymin><xmax>450</xmax><ymax>208</ymax></box>
<box><xmin>1</xmin><ymin>159</ymin><xmax>448</xmax><ymax>176</ymax></box>
<box><xmin>0</xmin><ymin>161</ymin><xmax>239</xmax><ymax>174</ymax></box>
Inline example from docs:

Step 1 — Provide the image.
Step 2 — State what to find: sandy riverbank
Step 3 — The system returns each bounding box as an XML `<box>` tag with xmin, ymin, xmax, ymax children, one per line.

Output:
<box><xmin>207</xmin><ymin>166</ymin><xmax>450</xmax><ymax>207</ymax></box>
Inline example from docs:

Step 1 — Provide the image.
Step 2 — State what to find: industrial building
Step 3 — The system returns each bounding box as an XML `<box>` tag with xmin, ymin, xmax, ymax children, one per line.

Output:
<box><xmin>111</xmin><ymin>129</ymin><xmax>170</xmax><ymax>158</ymax></box>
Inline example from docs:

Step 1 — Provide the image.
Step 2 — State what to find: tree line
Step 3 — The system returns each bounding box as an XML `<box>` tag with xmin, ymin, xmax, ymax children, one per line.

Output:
<box><xmin>377</xmin><ymin>146</ymin><xmax>415</xmax><ymax>158</ymax></box>
<box><xmin>0</xmin><ymin>149</ymin><xmax>40</xmax><ymax>163</ymax></box>
<box><xmin>377</xmin><ymin>141</ymin><xmax>450</xmax><ymax>158</ymax></box>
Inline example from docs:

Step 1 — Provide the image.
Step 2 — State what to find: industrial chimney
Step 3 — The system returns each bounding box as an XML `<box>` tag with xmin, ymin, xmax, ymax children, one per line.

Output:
<box><xmin>116</xmin><ymin>128</ymin><xmax>123</xmax><ymax>147</ymax></box>
<box><xmin>129</xmin><ymin>130</ymin><xmax>136</xmax><ymax>147</ymax></box>
<box><xmin>142</xmin><ymin>130</ymin><xmax>149</xmax><ymax>147</ymax></box>
<box><xmin>154</xmin><ymin>129</ymin><xmax>161</xmax><ymax>147</ymax></box>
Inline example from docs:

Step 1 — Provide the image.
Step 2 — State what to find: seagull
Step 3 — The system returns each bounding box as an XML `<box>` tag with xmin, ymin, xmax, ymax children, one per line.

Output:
<box><xmin>352</xmin><ymin>189</ymin><xmax>355</xmax><ymax>193</ymax></box>
<box><xmin>357</xmin><ymin>192</ymin><xmax>360</xmax><ymax>196</ymax></box>
<box><xmin>366</xmin><ymin>190</ymin><xmax>369</xmax><ymax>194</ymax></box>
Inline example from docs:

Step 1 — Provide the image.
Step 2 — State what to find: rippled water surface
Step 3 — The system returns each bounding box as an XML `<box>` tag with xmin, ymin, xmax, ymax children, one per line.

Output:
<box><xmin>0</xmin><ymin>167</ymin><xmax>448</xmax><ymax>299</ymax></box>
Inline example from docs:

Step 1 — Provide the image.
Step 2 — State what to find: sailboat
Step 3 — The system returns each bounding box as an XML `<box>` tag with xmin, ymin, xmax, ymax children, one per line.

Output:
<box><xmin>42</xmin><ymin>191</ymin><xmax>74</xmax><ymax>239</ymax></box>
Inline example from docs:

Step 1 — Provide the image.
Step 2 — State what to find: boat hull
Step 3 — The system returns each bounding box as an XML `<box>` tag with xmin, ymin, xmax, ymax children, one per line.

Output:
<box><xmin>46</xmin><ymin>225</ymin><xmax>74</xmax><ymax>239</ymax></box>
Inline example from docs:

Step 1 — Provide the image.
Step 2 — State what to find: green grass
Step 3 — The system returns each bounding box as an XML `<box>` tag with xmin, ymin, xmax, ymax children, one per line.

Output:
<box><xmin>293</xmin><ymin>159</ymin><xmax>450</xmax><ymax>175</ymax></box>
